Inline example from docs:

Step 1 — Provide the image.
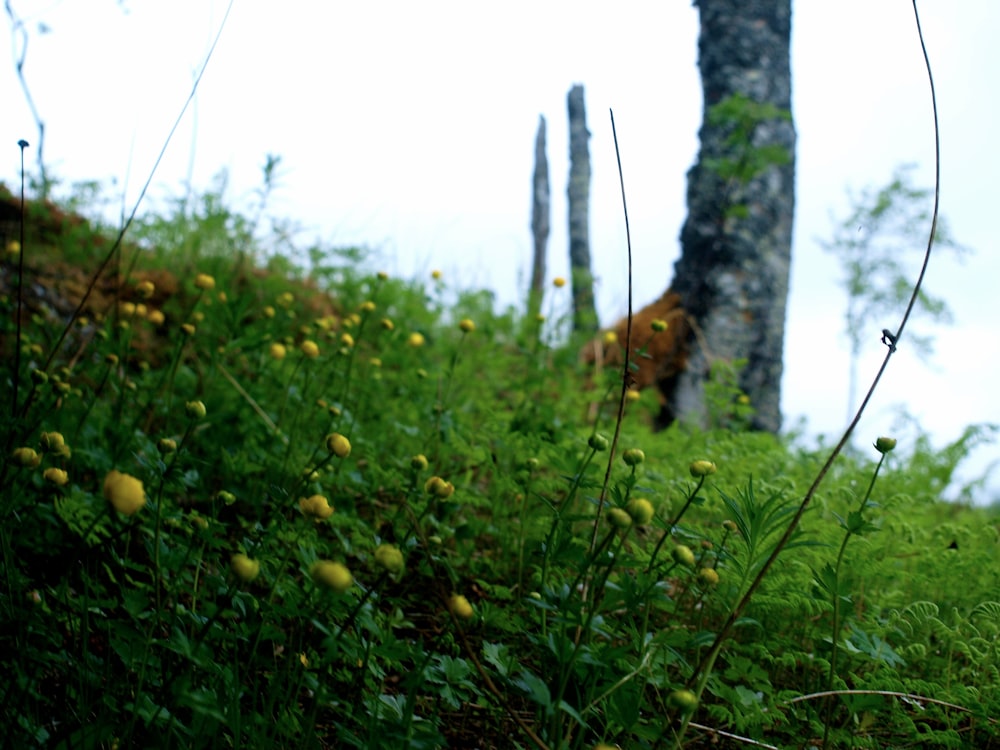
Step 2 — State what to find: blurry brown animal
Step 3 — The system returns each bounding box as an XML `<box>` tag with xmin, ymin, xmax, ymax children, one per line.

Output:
<box><xmin>582</xmin><ymin>290</ymin><xmax>690</xmax><ymax>425</ymax></box>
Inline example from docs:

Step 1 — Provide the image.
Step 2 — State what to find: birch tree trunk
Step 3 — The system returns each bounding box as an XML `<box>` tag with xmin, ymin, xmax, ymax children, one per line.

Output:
<box><xmin>660</xmin><ymin>0</ymin><xmax>796</xmax><ymax>433</ymax></box>
<box><xmin>567</xmin><ymin>84</ymin><xmax>597</xmax><ymax>333</ymax></box>
<box><xmin>529</xmin><ymin>115</ymin><xmax>550</xmax><ymax>318</ymax></box>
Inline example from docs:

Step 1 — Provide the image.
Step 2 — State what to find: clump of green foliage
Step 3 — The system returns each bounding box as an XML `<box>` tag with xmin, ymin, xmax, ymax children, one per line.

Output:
<box><xmin>1</xmin><ymin>182</ymin><xmax>998</xmax><ymax>750</ymax></box>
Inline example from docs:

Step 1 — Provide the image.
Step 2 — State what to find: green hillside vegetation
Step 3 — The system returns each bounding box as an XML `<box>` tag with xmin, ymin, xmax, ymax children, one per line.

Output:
<box><xmin>1</xmin><ymin>181</ymin><xmax>998</xmax><ymax>749</ymax></box>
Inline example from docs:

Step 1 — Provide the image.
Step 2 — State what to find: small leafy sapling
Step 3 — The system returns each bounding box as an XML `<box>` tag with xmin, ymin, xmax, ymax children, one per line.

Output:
<box><xmin>820</xmin><ymin>164</ymin><xmax>970</xmax><ymax>421</ymax></box>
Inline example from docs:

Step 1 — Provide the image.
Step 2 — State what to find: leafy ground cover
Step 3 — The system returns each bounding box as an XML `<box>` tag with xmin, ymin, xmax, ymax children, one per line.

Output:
<box><xmin>1</xmin><ymin>183</ymin><xmax>998</xmax><ymax>749</ymax></box>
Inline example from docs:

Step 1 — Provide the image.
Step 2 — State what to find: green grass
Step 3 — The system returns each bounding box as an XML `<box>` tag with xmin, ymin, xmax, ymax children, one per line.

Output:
<box><xmin>1</xmin><ymin>184</ymin><xmax>998</xmax><ymax>749</ymax></box>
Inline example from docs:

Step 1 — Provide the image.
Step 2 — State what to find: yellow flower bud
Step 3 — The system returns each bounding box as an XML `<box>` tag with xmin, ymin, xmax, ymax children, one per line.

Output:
<box><xmin>459</xmin><ymin>318</ymin><xmax>475</xmax><ymax>333</ymax></box>
<box><xmin>146</xmin><ymin>309</ymin><xmax>165</xmax><ymax>326</ymax></box>
<box><xmin>669</xmin><ymin>689</ymin><xmax>698</xmax><ymax>712</ymax></box>
<box><xmin>588</xmin><ymin>434</ymin><xmax>609</xmax><ymax>452</ymax></box>
<box><xmin>340</xmin><ymin>333</ymin><xmax>355</xmax><ymax>348</ymax></box>
<box><xmin>310</xmin><ymin>560</ymin><xmax>352</xmax><ymax>592</ymax></box>
<box><xmin>447</xmin><ymin>593</ymin><xmax>474</xmax><ymax>620</ymax></box>
<box><xmin>359</xmin><ymin>300</ymin><xmax>376</xmax><ymax>313</ymax></box>
<box><xmin>299</xmin><ymin>494</ymin><xmax>334</xmax><ymax>521</ymax></box>
<box><xmin>651</xmin><ymin>318</ymin><xmax>668</xmax><ymax>332</ymax></box>
<box><xmin>622</xmin><ymin>448</ymin><xmax>645</xmax><ymax>467</ymax></box>
<box><xmin>43</xmin><ymin>467</ymin><xmax>69</xmax><ymax>486</ymax></box>
<box><xmin>607</xmin><ymin>507</ymin><xmax>632</xmax><ymax>529</ymax></box>
<box><xmin>626</xmin><ymin>498</ymin><xmax>655</xmax><ymax>525</ymax></box>
<box><xmin>300</xmin><ymin>340</ymin><xmax>320</xmax><ymax>358</ymax></box>
<box><xmin>185</xmin><ymin>400</ymin><xmax>207</xmax><ymax>420</ymax></box>
<box><xmin>11</xmin><ymin>447</ymin><xmax>41</xmax><ymax>468</ymax></box>
<box><xmin>380</xmin><ymin>317</ymin><xmax>394</xmax><ymax>331</ymax></box>
<box><xmin>553</xmin><ymin>277</ymin><xmax>566</xmax><ymax>288</ymax></box>
<box><xmin>431</xmin><ymin>270</ymin><xmax>442</xmax><ymax>280</ymax></box>
<box><xmin>424</xmin><ymin>476</ymin><xmax>455</xmax><ymax>499</ymax></box>
<box><xmin>103</xmin><ymin>470</ymin><xmax>146</xmax><ymax>515</ymax></box>
<box><xmin>699</xmin><ymin>567</ymin><xmax>720</xmax><ymax>586</ymax></box>
<box><xmin>689</xmin><ymin>460</ymin><xmax>717</xmax><ymax>478</ymax></box>
<box><xmin>672</xmin><ymin>545</ymin><xmax>695</xmax><ymax>567</ymax></box>
<box><xmin>194</xmin><ymin>273</ymin><xmax>216</xmax><ymax>291</ymax></box>
<box><xmin>874</xmin><ymin>436</ymin><xmax>897</xmax><ymax>454</ymax></box>
<box><xmin>269</xmin><ymin>342</ymin><xmax>287</xmax><ymax>360</ymax></box>
<box><xmin>373</xmin><ymin>544</ymin><xmax>404</xmax><ymax>574</ymax></box>
<box><xmin>325</xmin><ymin>433</ymin><xmax>351</xmax><ymax>458</ymax></box>
<box><xmin>410</xmin><ymin>454</ymin><xmax>429</xmax><ymax>471</ymax></box>
<box><xmin>231</xmin><ymin>553</ymin><xmax>261</xmax><ymax>583</ymax></box>
<box><xmin>407</xmin><ymin>332</ymin><xmax>426</xmax><ymax>348</ymax></box>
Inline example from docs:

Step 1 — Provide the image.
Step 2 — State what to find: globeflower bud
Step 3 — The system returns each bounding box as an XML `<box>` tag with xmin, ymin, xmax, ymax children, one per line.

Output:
<box><xmin>447</xmin><ymin>593</ymin><xmax>474</xmax><ymax>620</ymax></box>
<box><xmin>300</xmin><ymin>340</ymin><xmax>320</xmax><ymax>358</ymax></box>
<box><xmin>459</xmin><ymin>318</ymin><xmax>475</xmax><ymax>333</ymax></box>
<box><xmin>185</xmin><ymin>400</ymin><xmax>207</xmax><ymax>420</ymax></box>
<box><xmin>269</xmin><ymin>342</ymin><xmax>287</xmax><ymax>360</ymax></box>
<box><xmin>424</xmin><ymin>476</ymin><xmax>455</xmax><ymax>499</ymax></box>
<box><xmin>651</xmin><ymin>318</ymin><xmax>668</xmax><ymax>332</ymax></box>
<box><xmin>689</xmin><ymin>460</ymin><xmax>717</xmax><ymax>478</ymax></box>
<box><xmin>194</xmin><ymin>273</ymin><xmax>216</xmax><ymax>290</ymax></box>
<box><xmin>410</xmin><ymin>454</ymin><xmax>429</xmax><ymax>471</ymax></box>
<box><xmin>103</xmin><ymin>470</ymin><xmax>146</xmax><ymax>516</ymax></box>
<box><xmin>373</xmin><ymin>544</ymin><xmax>405</xmax><ymax>575</ymax></box>
<box><xmin>669</xmin><ymin>688</ymin><xmax>698</xmax><ymax>712</ymax></box>
<box><xmin>43</xmin><ymin>467</ymin><xmax>69</xmax><ymax>486</ymax></box>
<box><xmin>622</xmin><ymin>448</ymin><xmax>645</xmax><ymax>467</ymax></box>
<box><xmin>607</xmin><ymin>507</ymin><xmax>633</xmax><ymax>529</ymax></box>
<box><xmin>11</xmin><ymin>447</ymin><xmax>41</xmax><ymax>468</ymax></box>
<box><xmin>407</xmin><ymin>332</ymin><xmax>426</xmax><ymax>347</ymax></box>
<box><xmin>699</xmin><ymin>567</ymin><xmax>720</xmax><ymax>586</ymax></box>
<box><xmin>672</xmin><ymin>545</ymin><xmax>695</xmax><ymax>567</ymax></box>
<box><xmin>874</xmin><ymin>436</ymin><xmax>897</xmax><ymax>454</ymax></box>
<box><xmin>626</xmin><ymin>498</ymin><xmax>655</xmax><ymax>525</ymax></box>
<box><xmin>231</xmin><ymin>553</ymin><xmax>261</xmax><ymax>582</ymax></box>
<box><xmin>310</xmin><ymin>561</ymin><xmax>353</xmax><ymax>592</ymax></box>
<box><xmin>299</xmin><ymin>494</ymin><xmax>334</xmax><ymax>520</ymax></box>
<box><xmin>325</xmin><ymin>433</ymin><xmax>351</xmax><ymax>458</ymax></box>
<box><xmin>588</xmin><ymin>434</ymin><xmax>609</xmax><ymax>452</ymax></box>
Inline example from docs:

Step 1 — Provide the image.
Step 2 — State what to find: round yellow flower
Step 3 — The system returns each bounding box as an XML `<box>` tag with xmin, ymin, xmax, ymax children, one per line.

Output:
<box><xmin>699</xmin><ymin>567</ymin><xmax>720</xmax><ymax>586</ymax></box>
<box><xmin>340</xmin><ymin>333</ymin><xmax>355</xmax><ymax>348</ymax></box>
<box><xmin>373</xmin><ymin>544</ymin><xmax>405</xmax><ymax>575</ymax></box>
<box><xmin>325</xmin><ymin>433</ymin><xmax>351</xmax><ymax>458</ymax></box>
<box><xmin>185</xmin><ymin>400</ymin><xmax>207</xmax><ymax>420</ymax></box>
<box><xmin>424</xmin><ymin>476</ymin><xmax>455</xmax><ymax>499</ymax></box>
<box><xmin>458</xmin><ymin>318</ymin><xmax>475</xmax><ymax>333</ymax></box>
<box><xmin>299</xmin><ymin>494</ymin><xmax>334</xmax><ymax>520</ymax></box>
<box><xmin>300</xmin><ymin>340</ymin><xmax>320</xmax><ymax>358</ymax></box>
<box><xmin>602</xmin><ymin>330</ymin><xmax>618</xmax><ymax>346</ymax></box>
<box><xmin>11</xmin><ymin>447</ymin><xmax>41</xmax><ymax>468</ymax></box>
<box><xmin>626</xmin><ymin>498</ymin><xmax>655</xmax><ymax>525</ymax></box>
<box><xmin>669</xmin><ymin>689</ymin><xmax>698</xmax><ymax>712</ymax></box>
<box><xmin>407</xmin><ymin>332</ymin><xmax>425</xmax><ymax>348</ymax></box>
<box><xmin>651</xmin><ymin>318</ymin><xmax>668</xmax><ymax>332</ymax></box>
<box><xmin>380</xmin><ymin>317</ymin><xmax>395</xmax><ymax>331</ymax></box>
<box><xmin>622</xmin><ymin>448</ymin><xmax>645</xmax><ymax>467</ymax></box>
<box><xmin>447</xmin><ymin>593</ymin><xmax>474</xmax><ymax>620</ymax></box>
<box><xmin>269</xmin><ymin>342</ymin><xmax>287</xmax><ymax>360</ymax></box>
<box><xmin>310</xmin><ymin>560</ymin><xmax>353</xmax><ymax>592</ymax></box>
<box><xmin>607</xmin><ymin>507</ymin><xmax>632</xmax><ymax>529</ymax></box>
<box><xmin>689</xmin><ymin>460</ymin><xmax>717</xmax><ymax>478</ymax></box>
<box><xmin>43</xmin><ymin>468</ymin><xmax>69</xmax><ymax>486</ymax></box>
<box><xmin>359</xmin><ymin>300</ymin><xmax>376</xmax><ymax>313</ymax></box>
<box><xmin>103</xmin><ymin>470</ymin><xmax>146</xmax><ymax>516</ymax></box>
<box><xmin>672</xmin><ymin>545</ymin><xmax>695</xmax><ymax>567</ymax></box>
<box><xmin>194</xmin><ymin>273</ymin><xmax>216</xmax><ymax>291</ymax></box>
<box><xmin>553</xmin><ymin>277</ymin><xmax>566</xmax><ymax>288</ymax></box>
<box><xmin>231</xmin><ymin>553</ymin><xmax>261</xmax><ymax>583</ymax></box>
<box><xmin>135</xmin><ymin>279</ymin><xmax>155</xmax><ymax>299</ymax></box>
<box><xmin>431</xmin><ymin>269</ymin><xmax>442</xmax><ymax>280</ymax></box>
<box><xmin>411</xmin><ymin>454</ymin><xmax>429</xmax><ymax>471</ymax></box>
<box><xmin>146</xmin><ymin>309</ymin><xmax>165</xmax><ymax>326</ymax></box>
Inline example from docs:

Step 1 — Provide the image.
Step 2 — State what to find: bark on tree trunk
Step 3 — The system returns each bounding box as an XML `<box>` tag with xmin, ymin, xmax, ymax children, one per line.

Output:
<box><xmin>567</xmin><ymin>84</ymin><xmax>597</xmax><ymax>333</ymax></box>
<box><xmin>661</xmin><ymin>0</ymin><xmax>796</xmax><ymax>433</ymax></box>
<box><xmin>529</xmin><ymin>115</ymin><xmax>550</xmax><ymax>318</ymax></box>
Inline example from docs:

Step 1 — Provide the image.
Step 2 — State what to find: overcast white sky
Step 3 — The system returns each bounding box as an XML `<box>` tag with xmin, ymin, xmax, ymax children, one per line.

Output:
<box><xmin>2</xmin><ymin>1</ymin><xmax>998</xmax><ymax>500</ymax></box>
